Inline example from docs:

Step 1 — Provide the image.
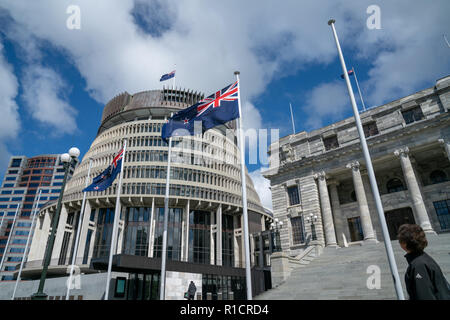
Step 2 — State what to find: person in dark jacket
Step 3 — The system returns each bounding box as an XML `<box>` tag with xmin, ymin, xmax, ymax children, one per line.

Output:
<box><xmin>188</xmin><ymin>281</ymin><xmax>197</xmax><ymax>300</ymax></box>
<box><xmin>397</xmin><ymin>224</ymin><xmax>450</xmax><ymax>300</ymax></box>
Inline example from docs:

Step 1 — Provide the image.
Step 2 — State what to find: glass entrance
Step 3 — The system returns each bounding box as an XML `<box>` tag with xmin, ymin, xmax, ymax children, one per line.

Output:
<box><xmin>126</xmin><ymin>272</ymin><xmax>160</xmax><ymax>300</ymax></box>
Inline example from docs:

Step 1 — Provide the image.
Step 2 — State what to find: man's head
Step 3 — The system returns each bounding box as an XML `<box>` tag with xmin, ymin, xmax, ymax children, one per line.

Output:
<box><xmin>397</xmin><ymin>224</ymin><xmax>428</xmax><ymax>254</ymax></box>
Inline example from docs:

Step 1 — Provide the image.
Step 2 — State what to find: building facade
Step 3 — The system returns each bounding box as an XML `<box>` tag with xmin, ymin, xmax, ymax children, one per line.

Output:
<box><xmin>263</xmin><ymin>76</ymin><xmax>450</xmax><ymax>256</ymax></box>
<box><xmin>14</xmin><ymin>87</ymin><xmax>272</xmax><ymax>300</ymax></box>
<box><xmin>0</xmin><ymin>155</ymin><xmax>76</xmax><ymax>281</ymax></box>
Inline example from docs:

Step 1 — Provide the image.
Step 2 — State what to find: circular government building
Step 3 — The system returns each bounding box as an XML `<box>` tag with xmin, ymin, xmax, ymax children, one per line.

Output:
<box><xmin>20</xmin><ymin>87</ymin><xmax>273</xmax><ymax>300</ymax></box>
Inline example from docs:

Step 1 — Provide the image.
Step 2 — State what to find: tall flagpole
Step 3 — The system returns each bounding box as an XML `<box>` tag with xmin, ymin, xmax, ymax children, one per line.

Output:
<box><xmin>328</xmin><ymin>19</ymin><xmax>405</xmax><ymax>300</ymax></box>
<box><xmin>289</xmin><ymin>103</ymin><xmax>296</xmax><ymax>134</ymax></box>
<box><xmin>0</xmin><ymin>203</ymin><xmax>20</xmax><ymax>273</ymax></box>
<box><xmin>160</xmin><ymin>113</ymin><xmax>174</xmax><ymax>300</ymax></box>
<box><xmin>234</xmin><ymin>71</ymin><xmax>253</xmax><ymax>300</ymax></box>
<box><xmin>352</xmin><ymin>67</ymin><xmax>367</xmax><ymax>112</ymax></box>
<box><xmin>66</xmin><ymin>158</ymin><xmax>93</xmax><ymax>300</ymax></box>
<box><xmin>173</xmin><ymin>64</ymin><xmax>176</xmax><ymax>89</ymax></box>
<box><xmin>12</xmin><ymin>189</ymin><xmax>42</xmax><ymax>300</ymax></box>
<box><xmin>104</xmin><ymin>139</ymin><xmax>127</xmax><ymax>300</ymax></box>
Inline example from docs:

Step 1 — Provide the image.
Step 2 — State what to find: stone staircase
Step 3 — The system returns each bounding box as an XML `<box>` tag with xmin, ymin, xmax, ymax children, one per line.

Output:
<box><xmin>256</xmin><ymin>233</ymin><xmax>450</xmax><ymax>300</ymax></box>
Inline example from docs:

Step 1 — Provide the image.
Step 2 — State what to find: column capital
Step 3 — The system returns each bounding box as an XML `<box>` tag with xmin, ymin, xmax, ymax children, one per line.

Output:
<box><xmin>394</xmin><ymin>146</ymin><xmax>410</xmax><ymax>157</ymax></box>
<box><xmin>438</xmin><ymin>138</ymin><xmax>446</xmax><ymax>145</ymax></box>
<box><xmin>346</xmin><ymin>160</ymin><xmax>360</xmax><ymax>171</ymax></box>
<box><xmin>313</xmin><ymin>170</ymin><xmax>327</xmax><ymax>181</ymax></box>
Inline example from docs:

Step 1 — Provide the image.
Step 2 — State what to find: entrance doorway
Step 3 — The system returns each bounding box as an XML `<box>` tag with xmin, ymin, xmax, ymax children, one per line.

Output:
<box><xmin>347</xmin><ymin>217</ymin><xmax>364</xmax><ymax>242</ymax></box>
<box><xmin>384</xmin><ymin>207</ymin><xmax>415</xmax><ymax>240</ymax></box>
<box><xmin>126</xmin><ymin>272</ymin><xmax>160</xmax><ymax>300</ymax></box>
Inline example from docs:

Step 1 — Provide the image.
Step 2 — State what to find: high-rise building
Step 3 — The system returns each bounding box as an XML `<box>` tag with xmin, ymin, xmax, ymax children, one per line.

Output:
<box><xmin>0</xmin><ymin>155</ymin><xmax>77</xmax><ymax>281</ymax></box>
<box><xmin>6</xmin><ymin>87</ymin><xmax>272</xmax><ymax>300</ymax></box>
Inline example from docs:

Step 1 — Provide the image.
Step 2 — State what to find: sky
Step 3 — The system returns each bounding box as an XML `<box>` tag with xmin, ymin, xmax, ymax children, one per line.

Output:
<box><xmin>0</xmin><ymin>0</ymin><xmax>449</xmax><ymax>210</ymax></box>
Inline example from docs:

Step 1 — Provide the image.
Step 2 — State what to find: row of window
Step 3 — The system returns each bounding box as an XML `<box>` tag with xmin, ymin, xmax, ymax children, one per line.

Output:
<box><xmin>322</xmin><ymin>106</ymin><xmax>425</xmax><ymax>152</ymax></box>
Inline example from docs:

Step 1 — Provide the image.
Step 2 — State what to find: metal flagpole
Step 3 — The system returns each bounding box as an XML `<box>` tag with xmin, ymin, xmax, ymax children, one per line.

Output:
<box><xmin>328</xmin><ymin>19</ymin><xmax>405</xmax><ymax>300</ymax></box>
<box><xmin>160</xmin><ymin>113</ymin><xmax>174</xmax><ymax>300</ymax></box>
<box><xmin>66</xmin><ymin>158</ymin><xmax>93</xmax><ymax>300</ymax></box>
<box><xmin>352</xmin><ymin>67</ymin><xmax>367</xmax><ymax>112</ymax></box>
<box><xmin>173</xmin><ymin>64</ymin><xmax>176</xmax><ymax>89</ymax></box>
<box><xmin>12</xmin><ymin>189</ymin><xmax>42</xmax><ymax>300</ymax></box>
<box><xmin>289</xmin><ymin>103</ymin><xmax>296</xmax><ymax>134</ymax></box>
<box><xmin>104</xmin><ymin>140</ymin><xmax>127</xmax><ymax>300</ymax></box>
<box><xmin>0</xmin><ymin>203</ymin><xmax>20</xmax><ymax>273</ymax></box>
<box><xmin>234</xmin><ymin>71</ymin><xmax>253</xmax><ymax>300</ymax></box>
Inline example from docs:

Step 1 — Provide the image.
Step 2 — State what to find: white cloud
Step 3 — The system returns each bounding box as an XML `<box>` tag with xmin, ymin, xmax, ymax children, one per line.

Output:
<box><xmin>0</xmin><ymin>41</ymin><xmax>20</xmax><ymax>170</ymax></box>
<box><xmin>22</xmin><ymin>65</ymin><xmax>78</xmax><ymax>135</ymax></box>
<box><xmin>302</xmin><ymin>81</ymin><xmax>349</xmax><ymax>129</ymax></box>
<box><xmin>249</xmin><ymin>168</ymin><xmax>272</xmax><ymax>210</ymax></box>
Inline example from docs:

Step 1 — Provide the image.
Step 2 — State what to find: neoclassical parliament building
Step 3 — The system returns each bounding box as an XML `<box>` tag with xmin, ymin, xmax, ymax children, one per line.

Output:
<box><xmin>263</xmin><ymin>75</ymin><xmax>450</xmax><ymax>255</ymax></box>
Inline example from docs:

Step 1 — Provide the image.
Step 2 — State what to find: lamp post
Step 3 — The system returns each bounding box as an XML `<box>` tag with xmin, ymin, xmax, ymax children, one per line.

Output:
<box><xmin>31</xmin><ymin>147</ymin><xmax>80</xmax><ymax>300</ymax></box>
<box><xmin>270</xmin><ymin>218</ymin><xmax>283</xmax><ymax>252</ymax></box>
<box><xmin>305</xmin><ymin>214</ymin><xmax>318</xmax><ymax>241</ymax></box>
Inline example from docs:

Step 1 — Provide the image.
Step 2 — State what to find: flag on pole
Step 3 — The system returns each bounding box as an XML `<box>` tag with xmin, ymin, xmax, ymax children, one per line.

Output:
<box><xmin>83</xmin><ymin>148</ymin><xmax>124</xmax><ymax>192</ymax></box>
<box><xmin>161</xmin><ymin>81</ymin><xmax>240</xmax><ymax>141</ymax></box>
<box><xmin>160</xmin><ymin>70</ymin><xmax>176</xmax><ymax>82</ymax></box>
<box><xmin>340</xmin><ymin>69</ymin><xmax>354</xmax><ymax>79</ymax></box>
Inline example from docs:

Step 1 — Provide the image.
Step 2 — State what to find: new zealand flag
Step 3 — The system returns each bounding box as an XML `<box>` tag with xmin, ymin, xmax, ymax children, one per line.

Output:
<box><xmin>161</xmin><ymin>81</ymin><xmax>240</xmax><ymax>142</ymax></box>
<box><xmin>83</xmin><ymin>148</ymin><xmax>124</xmax><ymax>192</ymax></box>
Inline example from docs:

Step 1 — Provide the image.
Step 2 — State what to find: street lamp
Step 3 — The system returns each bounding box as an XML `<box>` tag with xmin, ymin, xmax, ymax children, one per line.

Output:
<box><xmin>270</xmin><ymin>218</ymin><xmax>283</xmax><ymax>252</ymax></box>
<box><xmin>31</xmin><ymin>147</ymin><xmax>79</xmax><ymax>300</ymax></box>
<box><xmin>305</xmin><ymin>213</ymin><xmax>318</xmax><ymax>241</ymax></box>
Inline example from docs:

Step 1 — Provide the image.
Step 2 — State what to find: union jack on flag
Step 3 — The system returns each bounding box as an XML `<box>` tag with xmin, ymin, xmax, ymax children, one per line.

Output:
<box><xmin>161</xmin><ymin>81</ymin><xmax>241</xmax><ymax>141</ymax></box>
<box><xmin>83</xmin><ymin>147</ymin><xmax>125</xmax><ymax>192</ymax></box>
<box><xmin>196</xmin><ymin>81</ymin><xmax>239</xmax><ymax>116</ymax></box>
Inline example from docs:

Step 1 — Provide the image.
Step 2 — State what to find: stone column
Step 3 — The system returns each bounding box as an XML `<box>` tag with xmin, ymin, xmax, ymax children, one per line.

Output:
<box><xmin>438</xmin><ymin>139</ymin><xmax>450</xmax><ymax>162</ymax></box>
<box><xmin>184</xmin><ymin>200</ymin><xmax>190</xmax><ymax>262</ymax></box>
<box><xmin>148</xmin><ymin>198</ymin><xmax>155</xmax><ymax>258</ymax></box>
<box><xmin>52</xmin><ymin>205</ymin><xmax>69</xmax><ymax>264</ymax></box>
<box><xmin>346</xmin><ymin>161</ymin><xmax>377</xmax><ymax>242</ymax></box>
<box><xmin>328</xmin><ymin>180</ymin><xmax>345</xmax><ymax>247</ymax></box>
<box><xmin>394</xmin><ymin>147</ymin><xmax>434</xmax><ymax>232</ymax></box>
<box><xmin>314</xmin><ymin>171</ymin><xmax>337</xmax><ymax>247</ymax></box>
<box><xmin>215</xmin><ymin>205</ymin><xmax>222</xmax><ymax>266</ymax></box>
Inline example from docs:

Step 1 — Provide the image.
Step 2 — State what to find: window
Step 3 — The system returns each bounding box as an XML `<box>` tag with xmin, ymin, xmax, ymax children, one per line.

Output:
<box><xmin>387</xmin><ymin>178</ymin><xmax>406</xmax><ymax>193</ymax></box>
<box><xmin>8</xmin><ymin>170</ymin><xmax>18</xmax><ymax>174</ymax></box>
<box><xmin>323</xmin><ymin>135</ymin><xmax>339</xmax><ymax>151</ymax></box>
<box><xmin>7</xmin><ymin>257</ymin><xmax>22</xmax><ymax>262</ymax></box>
<box><xmin>222</xmin><ymin>214</ymin><xmax>234</xmax><ymax>267</ymax></box>
<box><xmin>287</xmin><ymin>186</ymin><xmax>300</xmax><ymax>206</ymax></box>
<box><xmin>188</xmin><ymin>210</ymin><xmax>211</xmax><ymax>264</ymax></box>
<box><xmin>82</xmin><ymin>229</ymin><xmax>93</xmax><ymax>264</ymax></box>
<box><xmin>350</xmin><ymin>190</ymin><xmax>357</xmax><ymax>202</ymax></box>
<box><xmin>291</xmin><ymin>217</ymin><xmax>305</xmax><ymax>245</ymax></box>
<box><xmin>430</xmin><ymin>170</ymin><xmax>447</xmax><ymax>184</ymax></box>
<box><xmin>348</xmin><ymin>217</ymin><xmax>364</xmax><ymax>242</ymax></box>
<box><xmin>153</xmin><ymin>207</ymin><xmax>182</xmax><ymax>261</ymax></box>
<box><xmin>123</xmin><ymin>207</ymin><xmax>150</xmax><ymax>256</ymax></box>
<box><xmin>114</xmin><ymin>277</ymin><xmax>127</xmax><ymax>298</ymax></box>
<box><xmin>402</xmin><ymin>107</ymin><xmax>424</xmax><ymax>124</ymax></box>
<box><xmin>5</xmin><ymin>177</ymin><xmax>16</xmax><ymax>181</ymax></box>
<box><xmin>3</xmin><ymin>184</ymin><xmax>14</xmax><ymax>188</ymax></box>
<box><xmin>13</xmin><ymin>190</ymin><xmax>25</xmax><ymax>194</ymax></box>
<box><xmin>10</xmin><ymin>248</ymin><xmax>25</xmax><ymax>253</ymax></box>
<box><xmin>11</xmin><ymin>158</ymin><xmax>22</xmax><ymax>168</ymax></box>
<box><xmin>433</xmin><ymin>200</ymin><xmax>450</xmax><ymax>230</ymax></box>
<box><xmin>1</xmin><ymin>191</ymin><xmax>12</xmax><ymax>194</ymax></box>
<box><xmin>363</xmin><ymin>122</ymin><xmax>379</xmax><ymax>138</ymax></box>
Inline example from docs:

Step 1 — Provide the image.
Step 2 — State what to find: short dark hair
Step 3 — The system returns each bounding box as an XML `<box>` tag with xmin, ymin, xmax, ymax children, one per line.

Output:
<box><xmin>397</xmin><ymin>224</ymin><xmax>428</xmax><ymax>253</ymax></box>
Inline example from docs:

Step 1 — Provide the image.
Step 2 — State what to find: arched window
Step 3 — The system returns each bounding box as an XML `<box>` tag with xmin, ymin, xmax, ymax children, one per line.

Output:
<box><xmin>430</xmin><ymin>170</ymin><xmax>447</xmax><ymax>184</ymax></box>
<box><xmin>387</xmin><ymin>178</ymin><xmax>406</xmax><ymax>193</ymax></box>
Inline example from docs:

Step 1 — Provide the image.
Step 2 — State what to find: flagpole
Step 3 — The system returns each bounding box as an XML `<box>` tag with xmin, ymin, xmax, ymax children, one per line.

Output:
<box><xmin>173</xmin><ymin>64</ymin><xmax>176</xmax><ymax>89</ymax></box>
<box><xmin>352</xmin><ymin>67</ymin><xmax>367</xmax><ymax>112</ymax></box>
<box><xmin>104</xmin><ymin>139</ymin><xmax>127</xmax><ymax>300</ymax></box>
<box><xmin>12</xmin><ymin>189</ymin><xmax>42</xmax><ymax>300</ymax></box>
<box><xmin>66</xmin><ymin>158</ymin><xmax>93</xmax><ymax>300</ymax></box>
<box><xmin>289</xmin><ymin>103</ymin><xmax>296</xmax><ymax>134</ymax></box>
<box><xmin>328</xmin><ymin>19</ymin><xmax>405</xmax><ymax>300</ymax></box>
<box><xmin>0</xmin><ymin>203</ymin><xmax>20</xmax><ymax>273</ymax></box>
<box><xmin>160</xmin><ymin>114</ymin><xmax>174</xmax><ymax>300</ymax></box>
<box><xmin>234</xmin><ymin>71</ymin><xmax>253</xmax><ymax>300</ymax></box>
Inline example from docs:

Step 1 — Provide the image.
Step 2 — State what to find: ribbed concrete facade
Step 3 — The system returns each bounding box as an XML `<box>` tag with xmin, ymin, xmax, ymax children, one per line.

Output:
<box><xmin>18</xmin><ymin>88</ymin><xmax>270</xmax><ymax>300</ymax></box>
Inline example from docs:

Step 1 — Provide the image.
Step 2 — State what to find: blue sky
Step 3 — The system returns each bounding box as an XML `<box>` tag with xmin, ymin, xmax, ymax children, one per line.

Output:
<box><xmin>0</xmin><ymin>1</ymin><xmax>449</xmax><ymax>209</ymax></box>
